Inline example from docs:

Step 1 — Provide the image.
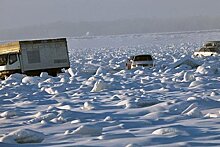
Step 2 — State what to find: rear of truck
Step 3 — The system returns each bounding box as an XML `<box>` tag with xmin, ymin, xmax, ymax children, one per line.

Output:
<box><xmin>19</xmin><ymin>38</ymin><xmax>70</xmax><ymax>76</ymax></box>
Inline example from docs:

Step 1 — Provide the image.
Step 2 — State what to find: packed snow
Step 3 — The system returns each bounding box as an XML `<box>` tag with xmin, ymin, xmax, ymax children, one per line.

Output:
<box><xmin>1</xmin><ymin>31</ymin><xmax>220</xmax><ymax>146</ymax></box>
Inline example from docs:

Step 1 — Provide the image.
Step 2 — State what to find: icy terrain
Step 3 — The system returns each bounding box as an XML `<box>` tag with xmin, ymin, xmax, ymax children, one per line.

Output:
<box><xmin>2</xmin><ymin>31</ymin><xmax>220</xmax><ymax>146</ymax></box>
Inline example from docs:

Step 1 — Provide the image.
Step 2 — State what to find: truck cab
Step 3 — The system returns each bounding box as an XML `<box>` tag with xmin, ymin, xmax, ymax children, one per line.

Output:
<box><xmin>0</xmin><ymin>53</ymin><xmax>21</xmax><ymax>77</ymax></box>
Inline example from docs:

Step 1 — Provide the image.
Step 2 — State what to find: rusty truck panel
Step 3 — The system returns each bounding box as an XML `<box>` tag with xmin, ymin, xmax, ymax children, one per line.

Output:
<box><xmin>0</xmin><ymin>42</ymin><xmax>20</xmax><ymax>54</ymax></box>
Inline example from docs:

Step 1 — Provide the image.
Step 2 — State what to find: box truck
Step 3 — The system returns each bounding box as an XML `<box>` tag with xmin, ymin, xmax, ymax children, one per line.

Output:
<box><xmin>0</xmin><ymin>38</ymin><xmax>70</xmax><ymax>78</ymax></box>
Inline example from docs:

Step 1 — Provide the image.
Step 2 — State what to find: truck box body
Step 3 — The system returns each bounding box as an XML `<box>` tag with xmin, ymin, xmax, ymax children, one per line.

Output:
<box><xmin>0</xmin><ymin>38</ymin><xmax>70</xmax><ymax>76</ymax></box>
<box><xmin>19</xmin><ymin>38</ymin><xmax>70</xmax><ymax>72</ymax></box>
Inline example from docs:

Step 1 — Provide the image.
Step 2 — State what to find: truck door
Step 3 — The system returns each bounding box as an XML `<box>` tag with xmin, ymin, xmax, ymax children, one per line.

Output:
<box><xmin>8</xmin><ymin>53</ymin><xmax>20</xmax><ymax>70</ymax></box>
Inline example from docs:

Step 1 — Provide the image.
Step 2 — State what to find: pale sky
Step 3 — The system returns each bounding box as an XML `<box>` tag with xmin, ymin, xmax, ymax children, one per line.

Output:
<box><xmin>1</xmin><ymin>0</ymin><xmax>220</xmax><ymax>30</ymax></box>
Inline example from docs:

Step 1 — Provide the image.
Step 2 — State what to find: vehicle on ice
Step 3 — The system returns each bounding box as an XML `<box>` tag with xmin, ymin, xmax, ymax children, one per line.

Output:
<box><xmin>126</xmin><ymin>54</ymin><xmax>154</xmax><ymax>70</ymax></box>
<box><xmin>0</xmin><ymin>38</ymin><xmax>70</xmax><ymax>78</ymax></box>
<box><xmin>194</xmin><ymin>41</ymin><xmax>220</xmax><ymax>57</ymax></box>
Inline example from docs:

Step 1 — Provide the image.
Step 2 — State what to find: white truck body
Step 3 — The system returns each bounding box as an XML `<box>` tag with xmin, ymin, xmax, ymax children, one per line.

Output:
<box><xmin>0</xmin><ymin>38</ymin><xmax>70</xmax><ymax>78</ymax></box>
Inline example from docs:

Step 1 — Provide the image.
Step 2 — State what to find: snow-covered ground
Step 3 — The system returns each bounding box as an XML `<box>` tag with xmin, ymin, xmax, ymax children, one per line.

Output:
<box><xmin>2</xmin><ymin>31</ymin><xmax>220</xmax><ymax>146</ymax></box>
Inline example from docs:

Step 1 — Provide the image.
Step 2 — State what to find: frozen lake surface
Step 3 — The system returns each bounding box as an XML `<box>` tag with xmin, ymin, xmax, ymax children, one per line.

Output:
<box><xmin>1</xmin><ymin>31</ymin><xmax>220</xmax><ymax>146</ymax></box>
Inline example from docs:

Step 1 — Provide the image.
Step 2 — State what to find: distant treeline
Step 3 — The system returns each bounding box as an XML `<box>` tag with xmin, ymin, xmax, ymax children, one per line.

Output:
<box><xmin>1</xmin><ymin>16</ymin><xmax>220</xmax><ymax>40</ymax></box>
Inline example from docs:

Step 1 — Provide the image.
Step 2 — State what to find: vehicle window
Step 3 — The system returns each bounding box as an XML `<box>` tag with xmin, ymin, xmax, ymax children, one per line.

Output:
<box><xmin>205</xmin><ymin>43</ymin><xmax>213</xmax><ymax>47</ymax></box>
<box><xmin>209</xmin><ymin>48</ymin><xmax>218</xmax><ymax>52</ymax></box>
<box><xmin>0</xmin><ymin>54</ymin><xmax>8</xmax><ymax>66</ymax></box>
<box><xmin>204</xmin><ymin>48</ymin><xmax>211</xmax><ymax>52</ymax></box>
<box><xmin>199</xmin><ymin>48</ymin><xmax>205</xmax><ymax>52</ymax></box>
<box><xmin>9</xmin><ymin>54</ymin><xmax>17</xmax><ymax>65</ymax></box>
<box><xmin>134</xmin><ymin>55</ymin><xmax>152</xmax><ymax>61</ymax></box>
<box><xmin>202</xmin><ymin>48</ymin><xmax>214</xmax><ymax>52</ymax></box>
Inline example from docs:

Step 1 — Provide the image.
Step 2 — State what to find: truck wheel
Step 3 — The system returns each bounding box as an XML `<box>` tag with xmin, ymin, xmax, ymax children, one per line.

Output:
<box><xmin>50</xmin><ymin>71</ymin><xmax>58</xmax><ymax>77</ymax></box>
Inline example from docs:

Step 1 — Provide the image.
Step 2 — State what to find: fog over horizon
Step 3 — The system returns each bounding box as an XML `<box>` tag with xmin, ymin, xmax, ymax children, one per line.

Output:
<box><xmin>1</xmin><ymin>0</ymin><xmax>220</xmax><ymax>40</ymax></box>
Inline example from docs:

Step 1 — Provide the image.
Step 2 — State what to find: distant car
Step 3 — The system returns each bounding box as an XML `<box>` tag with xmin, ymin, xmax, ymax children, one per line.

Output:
<box><xmin>126</xmin><ymin>54</ymin><xmax>154</xmax><ymax>70</ymax></box>
<box><xmin>194</xmin><ymin>41</ymin><xmax>220</xmax><ymax>57</ymax></box>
